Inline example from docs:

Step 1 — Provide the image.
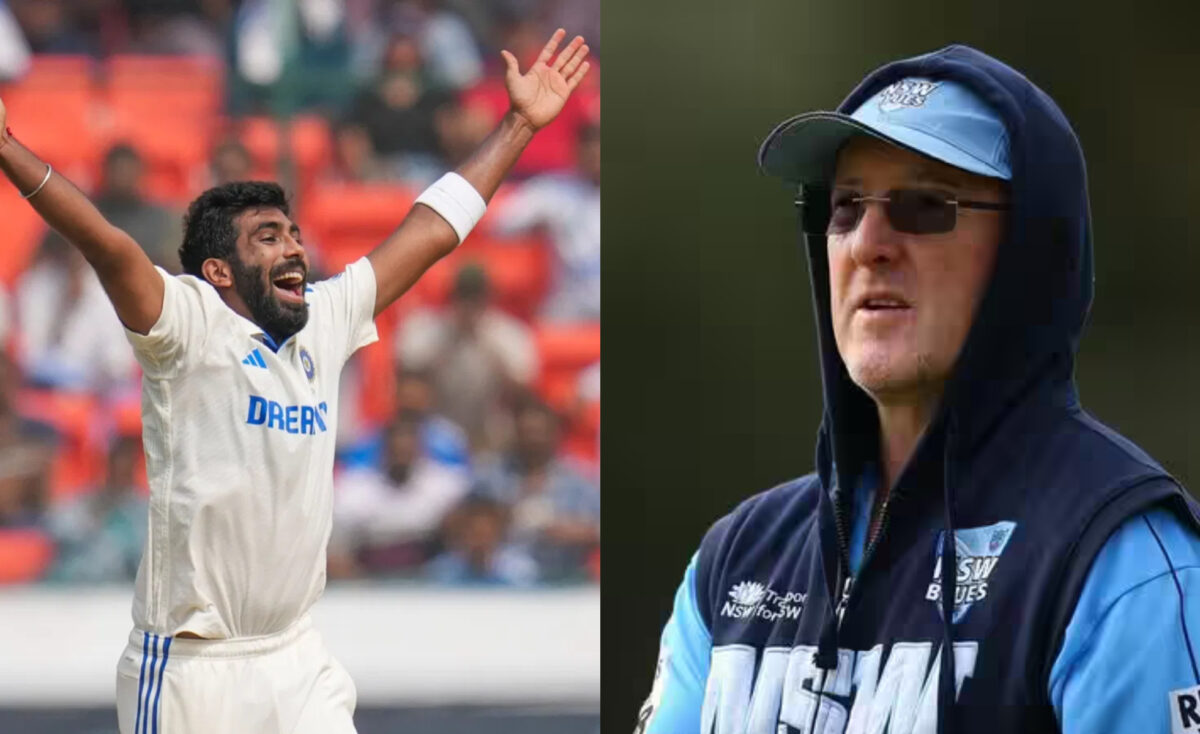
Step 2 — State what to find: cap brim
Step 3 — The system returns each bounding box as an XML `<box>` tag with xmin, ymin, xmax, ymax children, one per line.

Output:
<box><xmin>758</xmin><ymin>111</ymin><xmax>893</xmax><ymax>185</ymax></box>
<box><xmin>759</xmin><ymin>110</ymin><xmax>1010</xmax><ymax>184</ymax></box>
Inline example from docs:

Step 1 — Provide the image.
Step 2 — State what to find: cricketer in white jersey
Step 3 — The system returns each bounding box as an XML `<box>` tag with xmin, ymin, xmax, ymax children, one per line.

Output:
<box><xmin>0</xmin><ymin>29</ymin><xmax>591</xmax><ymax>734</ymax></box>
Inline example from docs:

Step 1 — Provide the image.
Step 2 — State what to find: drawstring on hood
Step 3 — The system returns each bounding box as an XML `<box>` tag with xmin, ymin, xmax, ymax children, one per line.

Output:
<box><xmin>760</xmin><ymin>44</ymin><xmax>1095</xmax><ymax>730</ymax></box>
<box><xmin>939</xmin><ymin>418</ymin><xmax>958</xmax><ymax>734</ymax></box>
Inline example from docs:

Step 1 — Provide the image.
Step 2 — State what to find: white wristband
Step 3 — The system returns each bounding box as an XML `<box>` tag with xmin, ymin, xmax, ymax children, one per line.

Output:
<box><xmin>414</xmin><ymin>172</ymin><xmax>487</xmax><ymax>245</ymax></box>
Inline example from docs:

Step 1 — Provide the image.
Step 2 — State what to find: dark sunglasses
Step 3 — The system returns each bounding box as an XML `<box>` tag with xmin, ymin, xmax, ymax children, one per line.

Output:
<box><xmin>795</xmin><ymin>186</ymin><xmax>1008</xmax><ymax>236</ymax></box>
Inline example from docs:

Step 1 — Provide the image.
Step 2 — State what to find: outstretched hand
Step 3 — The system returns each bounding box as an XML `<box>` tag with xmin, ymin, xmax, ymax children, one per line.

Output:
<box><xmin>502</xmin><ymin>29</ymin><xmax>591</xmax><ymax>131</ymax></box>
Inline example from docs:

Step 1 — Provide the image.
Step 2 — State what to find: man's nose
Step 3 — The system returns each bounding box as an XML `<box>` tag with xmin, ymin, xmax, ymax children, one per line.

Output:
<box><xmin>848</xmin><ymin>200</ymin><xmax>902</xmax><ymax>266</ymax></box>
<box><xmin>283</xmin><ymin>233</ymin><xmax>305</xmax><ymax>259</ymax></box>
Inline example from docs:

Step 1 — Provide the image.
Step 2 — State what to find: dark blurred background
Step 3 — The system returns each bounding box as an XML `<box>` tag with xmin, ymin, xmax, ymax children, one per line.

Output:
<box><xmin>603</xmin><ymin>0</ymin><xmax>1200</xmax><ymax>728</ymax></box>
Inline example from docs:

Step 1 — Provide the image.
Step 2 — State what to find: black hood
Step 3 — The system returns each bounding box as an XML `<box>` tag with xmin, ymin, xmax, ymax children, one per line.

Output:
<box><xmin>764</xmin><ymin>44</ymin><xmax>1093</xmax><ymax>513</ymax></box>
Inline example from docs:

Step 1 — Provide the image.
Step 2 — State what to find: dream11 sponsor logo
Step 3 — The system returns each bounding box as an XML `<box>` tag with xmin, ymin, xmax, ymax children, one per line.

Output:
<box><xmin>721</xmin><ymin>581</ymin><xmax>806</xmax><ymax>622</ymax></box>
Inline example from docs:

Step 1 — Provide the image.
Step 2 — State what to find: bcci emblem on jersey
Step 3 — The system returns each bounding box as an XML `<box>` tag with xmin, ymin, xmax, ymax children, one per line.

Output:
<box><xmin>300</xmin><ymin>348</ymin><xmax>315</xmax><ymax>381</ymax></box>
<box><xmin>925</xmin><ymin>520</ymin><xmax>1016</xmax><ymax>623</ymax></box>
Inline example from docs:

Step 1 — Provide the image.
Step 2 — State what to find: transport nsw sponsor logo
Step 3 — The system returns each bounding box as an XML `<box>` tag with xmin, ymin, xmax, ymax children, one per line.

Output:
<box><xmin>721</xmin><ymin>580</ymin><xmax>806</xmax><ymax>622</ymax></box>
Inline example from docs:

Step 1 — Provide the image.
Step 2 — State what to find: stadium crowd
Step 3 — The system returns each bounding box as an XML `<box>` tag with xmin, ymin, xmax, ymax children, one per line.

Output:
<box><xmin>0</xmin><ymin>0</ymin><xmax>600</xmax><ymax>587</ymax></box>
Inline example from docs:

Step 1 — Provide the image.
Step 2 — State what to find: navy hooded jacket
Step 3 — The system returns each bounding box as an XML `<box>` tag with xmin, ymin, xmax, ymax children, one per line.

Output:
<box><xmin>637</xmin><ymin>45</ymin><xmax>1200</xmax><ymax>734</ymax></box>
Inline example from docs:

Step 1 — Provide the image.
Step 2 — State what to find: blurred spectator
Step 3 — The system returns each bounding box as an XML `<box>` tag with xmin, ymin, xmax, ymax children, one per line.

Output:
<box><xmin>123</xmin><ymin>1</ymin><xmax>226</xmax><ymax>56</ymax></box>
<box><xmin>474</xmin><ymin>395</ymin><xmax>599</xmax><ymax>581</ymax></box>
<box><xmin>396</xmin><ymin>368</ymin><xmax>470</xmax><ymax>467</ymax></box>
<box><xmin>90</xmin><ymin>144</ymin><xmax>180</xmax><ymax>272</ymax></box>
<box><xmin>425</xmin><ymin>493</ymin><xmax>537</xmax><ymax>586</ymax></box>
<box><xmin>577</xmin><ymin>360</ymin><xmax>599</xmax><ymax>404</ymax></box>
<box><xmin>0</xmin><ymin>1</ymin><xmax>31</xmax><ymax>81</ymax></box>
<box><xmin>210</xmin><ymin>138</ymin><xmax>255</xmax><ymax>186</ymax></box>
<box><xmin>10</xmin><ymin>0</ymin><xmax>97</xmax><ymax>55</ymax></box>
<box><xmin>0</xmin><ymin>351</ymin><xmax>58</xmax><ymax>533</ymax></box>
<box><xmin>0</xmin><ymin>285</ymin><xmax>12</xmax><ymax>351</ymax></box>
<box><xmin>16</xmin><ymin>241</ymin><xmax>139</xmax><ymax>393</ymax></box>
<box><xmin>393</xmin><ymin>0</ymin><xmax>483</xmax><ymax>92</ymax></box>
<box><xmin>460</xmin><ymin>14</ymin><xmax>597</xmax><ymax>178</ymax></box>
<box><xmin>432</xmin><ymin>96</ymin><xmax>492</xmax><ymax>169</ymax></box>
<box><xmin>329</xmin><ymin>411</ymin><xmax>469</xmax><ymax>578</ymax></box>
<box><xmin>396</xmin><ymin>263</ymin><xmax>538</xmax><ymax>452</ymax></box>
<box><xmin>344</xmin><ymin>31</ymin><xmax>450</xmax><ymax>185</ymax></box>
<box><xmin>548</xmin><ymin>0</ymin><xmax>600</xmax><ymax>58</ymax></box>
<box><xmin>328</xmin><ymin>119</ymin><xmax>391</xmax><ymax>184</ymax></box>
<box><xmin>338</xmin><ymin>368</ymin><xmax>470</xmax><ymax>471</ymax></box>
<box><xmin>491</xmin><ymin>121</ymin><xmax>600</xmax><ymax>321</ymax></box>
<box><xmin>45</xmin><ymin>436</ymin><xmax>146</xmax><ymax>583</ymax></box>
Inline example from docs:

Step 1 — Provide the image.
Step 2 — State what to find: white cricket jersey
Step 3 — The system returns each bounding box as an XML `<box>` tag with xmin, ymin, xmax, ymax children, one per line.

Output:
<box><xmin>123</xmin><ymin>258</ymin><xmax>378</xmax><ymax>639</ymax></box>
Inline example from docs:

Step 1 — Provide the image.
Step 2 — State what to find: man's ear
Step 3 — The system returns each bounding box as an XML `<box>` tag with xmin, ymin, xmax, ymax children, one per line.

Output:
<box><xmin>201</xmin><ymin>258</ymin><xmax>234</xmax><ymax>288</ymax></box>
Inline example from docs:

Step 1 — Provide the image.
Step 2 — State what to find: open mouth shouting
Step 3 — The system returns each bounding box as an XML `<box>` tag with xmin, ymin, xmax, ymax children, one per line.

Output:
<box><xmin>271</xmin><ymin>267</ymin><xmax>307</xmax><ymax>305</ymax></box>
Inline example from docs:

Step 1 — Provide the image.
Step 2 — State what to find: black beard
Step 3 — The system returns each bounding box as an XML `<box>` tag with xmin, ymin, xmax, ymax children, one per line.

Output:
<box><xmin>229</xmin><ymin>256</ymin><xmax>308</xmax><ymax>343</ymax></box>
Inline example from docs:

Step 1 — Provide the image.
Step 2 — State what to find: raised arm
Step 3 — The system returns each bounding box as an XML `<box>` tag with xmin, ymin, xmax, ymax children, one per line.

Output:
<box><xmin>0</xmin><ymin>97</ymin><xmax>164</xmax><ymax>335</ymax></box>
<box><xmin>366</xmin><ymin>28</ymin><xmax>591</xmax><ymax>316</ymax></box>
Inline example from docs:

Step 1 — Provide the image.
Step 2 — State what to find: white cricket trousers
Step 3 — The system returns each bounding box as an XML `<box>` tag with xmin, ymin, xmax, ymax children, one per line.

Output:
<box><xmin>115</xmin><ymin>614</ymin><xmax>357</xmax><ymax>734</ymax></box>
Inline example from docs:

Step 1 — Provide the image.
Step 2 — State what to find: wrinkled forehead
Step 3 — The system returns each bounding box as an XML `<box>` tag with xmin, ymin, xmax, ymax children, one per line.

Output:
<box><xmin>235</xmin><ymin>206</ymin><xmax>297</xmax><ymax>236</ymax></box>
<box><xmin>833</xmin><ymin>135</ymin><xmax>1005</xmax><ymax>195</ymax></box>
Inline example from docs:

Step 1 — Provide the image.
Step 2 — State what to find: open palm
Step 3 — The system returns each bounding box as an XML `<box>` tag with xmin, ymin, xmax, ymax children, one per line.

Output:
<box><xmin>503</xmin><ymin>29</ymin><xmax>591</xmax><ymax>131</ymax></box>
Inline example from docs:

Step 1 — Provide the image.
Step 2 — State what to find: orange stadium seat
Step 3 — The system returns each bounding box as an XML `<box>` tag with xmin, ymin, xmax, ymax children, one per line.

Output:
<box><xmin>0</xmin><ymin>183</ymin><xmax>48</xmax><ymax>286</ymax></box>
<box><xmin>0</xmin><ymin>528</ymin><xmax>54</xmax><ymax>583</ymax></box>
<box><xmin>413</xmin><ymin>235</ymin><xmax>552</xmax><ymax>321</ymax></box>
<box><xmin>233</xmin><ymin>115</ymin><xmax>332</xmax><ymax>199</ymax></box>
<box><xmin>563</xmin><ymin>399</ymin><xmax>600</xmax><ymax>467</ymax></box>
<box><xmin>104</xmin><ymin>55</ymin><xmax>224</xmax><ymax>115</ymax></box>
<box><xmin>17</xmin><ymin>389</ymin><xmax>104</xmax><ymax>499</ymax></box>
<box><xmin>534</xmin><ymin>321</ymin><xmax>601</xmax><ymax>408</ymax></box>
<box><xmin>532</xmin><ymin>322</ymin><xmax>600</xmax><ymax>468</ymax></box>
<box><xmin>303</xmin><ymin>183</ymin><xmax>416</xmax><ymax>273</ymax></box>
<box><xmin>0</xmin><ymin>56</ymin><xmax>100</xmax><ymax>179</ymax></box>
<box><xmin>289</xmin><ymin>116</ymin><xmax>333</xmax><ymax>200</ymax></box>
<box><xmin>101</xmin><ymin>55</ymin><xmax>224</xmax><ymax>202</ymax></box>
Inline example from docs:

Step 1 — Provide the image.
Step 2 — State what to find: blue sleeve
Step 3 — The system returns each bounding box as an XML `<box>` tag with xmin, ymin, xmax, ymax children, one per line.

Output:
<box><xmin>638</xmin><ymin>554</ymin><xmax>712</xmax><ymax>734</ymax></box>
<box><xmin>1050</xmin><ymin>507</ymin><xmax>1200</xmax><ymax>733</ymax></box>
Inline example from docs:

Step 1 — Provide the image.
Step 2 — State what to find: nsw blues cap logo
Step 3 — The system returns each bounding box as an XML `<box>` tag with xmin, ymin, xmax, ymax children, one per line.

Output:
<box><xmin>925</xmin><ymin>520</ymin><xmax>1016</xmax><ymax>624</ymax></box>
<box><xmin>759</xmin><ymin>74</ymin><xmax>1012</xmax><ymax>184</ymax></box>
<box><xmin>876</xmin><ymin>79</ymin><xmax>940</xmax><ymax>112</ymax></box>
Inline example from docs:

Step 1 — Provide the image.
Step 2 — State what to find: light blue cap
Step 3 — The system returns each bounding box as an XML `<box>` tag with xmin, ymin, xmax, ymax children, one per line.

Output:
<box><xmin>759</xmin><ymin>77</ymin><xmax>1011</xmax><ymax>183</ymax></box>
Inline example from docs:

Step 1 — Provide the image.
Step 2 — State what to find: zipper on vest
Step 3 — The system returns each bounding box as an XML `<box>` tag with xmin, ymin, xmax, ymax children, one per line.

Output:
<box><xmin>835</xmin><ymin>576</ymin><xmax>853</xmax><ymax>627</ymax></box>
<box><xmin>830</xmin><ymin>485</ymin><xmax>854</xmax><ymax>637</ymax></box>
<box><xmin>832</xmin><ymin>492</ymin><xmax>896</xmax><ymax>632</ymax></box>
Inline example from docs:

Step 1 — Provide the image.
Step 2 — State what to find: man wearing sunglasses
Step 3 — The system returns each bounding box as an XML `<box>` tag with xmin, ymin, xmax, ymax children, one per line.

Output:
<box><xmin>637</xmin><ymin>47</ymin><xmax>1200</xmax><ymax>733</ymax></box>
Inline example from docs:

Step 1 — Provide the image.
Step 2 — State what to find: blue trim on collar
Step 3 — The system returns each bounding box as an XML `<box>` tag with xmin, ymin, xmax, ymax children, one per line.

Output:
<box><xmin>258</xmin><ymin>333</ymin><xmax>281</xmax><ymax>353</ymax></box>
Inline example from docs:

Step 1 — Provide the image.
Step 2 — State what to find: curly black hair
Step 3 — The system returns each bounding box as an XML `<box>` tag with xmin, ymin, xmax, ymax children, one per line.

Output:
<box><xmin>179</xmin><ymin>182</ymin><xmax>291</xmax><ymax>278</ymax></box>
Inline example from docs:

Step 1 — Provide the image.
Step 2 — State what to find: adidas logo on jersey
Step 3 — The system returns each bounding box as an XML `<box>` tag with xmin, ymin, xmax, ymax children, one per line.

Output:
<box><xmin>241</xmin><ymin>349</ymin><xmax>267</xmax><ymax>369</ymax></box>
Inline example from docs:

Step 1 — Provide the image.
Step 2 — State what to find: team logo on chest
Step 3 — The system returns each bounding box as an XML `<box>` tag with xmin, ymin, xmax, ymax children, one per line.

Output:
<box><xmin>721</xmin><ymin>580</ymin><xmax>806</xmax><ymax>622</ymax></box>
<box><xmin>299</xmin><ymin>348</ymin><xmax>315</xmax><ymax>381</ymax></box>
<box><xmin>925</xmin><ymin>520</ymin><xmax>1016</xmax><ymax>623</ymax></box>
